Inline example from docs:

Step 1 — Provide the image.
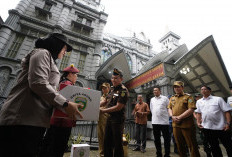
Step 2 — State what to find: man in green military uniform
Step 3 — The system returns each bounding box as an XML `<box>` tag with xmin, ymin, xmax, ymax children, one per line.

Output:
<box><xmin>100</xmin><ymin>68</ymin><xmax>129</xmax><ymax>157</ymax></box>
<box><xmin>168</xmin><ymin>81</ymin><xmax>200</xmax><ymax>157</ymax></box>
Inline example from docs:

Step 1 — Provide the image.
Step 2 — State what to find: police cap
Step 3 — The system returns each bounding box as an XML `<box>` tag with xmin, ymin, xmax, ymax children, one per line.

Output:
<box><xmin>112</xmin><ymin>68</ymin><xmax>123</xmax><ymax>77</ymax></box>
<box><xmin>173</xmin><ymin>81</ymin><xmax>184</xmax><ymax>87</ymax></box>
<box><xmin>100</xmin><ymin>82</ymin><xmax>111</xmax><ymax>89</ymax></box>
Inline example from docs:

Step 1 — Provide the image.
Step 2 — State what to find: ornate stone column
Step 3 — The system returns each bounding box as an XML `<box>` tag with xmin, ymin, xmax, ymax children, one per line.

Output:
<box><xmin>15</xmin><ymin>0</ymin><xmax>32</xmax><ymax>14</ymax></box>
<box><xmin>56</xmin><ymin>0</ymin><xmax>73</xmax><ymax>29</ymax></box>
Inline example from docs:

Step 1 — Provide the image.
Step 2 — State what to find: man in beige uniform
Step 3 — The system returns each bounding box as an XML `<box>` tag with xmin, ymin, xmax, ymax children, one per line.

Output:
<box><xmin>98</xmin><ymin>83</ymin><xmax>110</xmax><ymax>157</ymax></box>
<box><xmin>168</xmin><ymin>81</ymin><xmax>200</xmax><ymax>157</ymax></box>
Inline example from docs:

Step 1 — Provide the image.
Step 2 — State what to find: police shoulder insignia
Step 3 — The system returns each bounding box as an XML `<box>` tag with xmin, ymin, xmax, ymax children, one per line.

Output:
<box><xmin>121</xmin><ymin>91</ymin><xmax>125</xmax><ymax>97</ymax></box>
<box><xmin>188</xmin><ymin>99</ymin><xmax>193</xmax><ymax>103</ymax></box>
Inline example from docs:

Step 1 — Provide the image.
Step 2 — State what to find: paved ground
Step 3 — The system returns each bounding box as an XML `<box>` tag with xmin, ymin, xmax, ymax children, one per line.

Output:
<box><xmin>64</xmin><ymin>140</ymin><xmax>227</xmax><ymax>157</ymax></box>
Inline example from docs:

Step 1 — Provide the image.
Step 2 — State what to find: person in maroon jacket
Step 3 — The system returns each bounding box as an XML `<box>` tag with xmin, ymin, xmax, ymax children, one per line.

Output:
<box><xmin>40</xmin><ymin>64</ymin><xmax>81</xmax><ymax>157</ymax></box>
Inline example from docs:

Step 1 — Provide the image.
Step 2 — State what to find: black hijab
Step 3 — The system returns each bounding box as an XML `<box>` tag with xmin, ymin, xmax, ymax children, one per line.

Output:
<box><xmin>35</xmin><ymin>36</ymin><xmax>66</xmax><ymax>60</ymax></box>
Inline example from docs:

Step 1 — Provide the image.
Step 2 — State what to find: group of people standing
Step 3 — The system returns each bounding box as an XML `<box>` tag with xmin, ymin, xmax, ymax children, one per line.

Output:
<box><xmin>132</xmin><ymin>81</ymin><xmax>232</xmax><ymax>157</ymax></box>
<box><xmin>0</xmin><ymin>32</ymin><xmax>231</xmax><ymax>157</ymax></box>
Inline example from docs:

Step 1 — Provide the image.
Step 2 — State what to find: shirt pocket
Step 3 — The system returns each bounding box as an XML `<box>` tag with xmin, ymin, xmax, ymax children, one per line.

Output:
<box><xmin>180</xmin><ymin>99</ymin><xmax>189</xmax><ymax>110</ymax></box>
<box><xmin>208</xmin><ymin>104</ymin><xmax>219</xmax><ymax>112</ymax></box>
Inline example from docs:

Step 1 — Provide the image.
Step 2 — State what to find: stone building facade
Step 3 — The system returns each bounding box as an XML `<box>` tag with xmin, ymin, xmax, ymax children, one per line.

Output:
<box><xmin>0</xmin><ymin>0</ymin><xmax>231</xmax><ymax>115</ymax></box>
<box><xmin>0</xmin><ymin>0</ymin><xmax>108</xmax><ymax>102</ymax></box>
<box><xmin>0</xmin><ymin>0</ymin><xmax>156</xmax><ymax>107</ymax></box>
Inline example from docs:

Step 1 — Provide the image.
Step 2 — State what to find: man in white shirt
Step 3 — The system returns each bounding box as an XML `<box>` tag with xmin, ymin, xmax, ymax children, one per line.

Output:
<box><xmin>227</xmin><ymin>85</ymin><xmax>232</xmax><ymax>107</ymax></box>
<box><xmin>150</xmin><ymin>87</ymin><xmax>170</xmax><ymax>157</ymax></box>
<box><xmin>195</xmin><ymin>85</ymin><xmax>232</xmax><ymax>157</ymax></box>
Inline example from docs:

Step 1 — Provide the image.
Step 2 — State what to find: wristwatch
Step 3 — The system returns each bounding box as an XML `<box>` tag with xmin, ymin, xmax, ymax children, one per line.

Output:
<box><xmin>63</xmin><ymin>100</ymin><xmax>69</xmax><ymax>108</ymax></box>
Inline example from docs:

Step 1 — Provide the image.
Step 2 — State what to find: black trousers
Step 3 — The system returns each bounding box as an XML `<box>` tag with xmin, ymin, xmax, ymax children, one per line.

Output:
<box><xmin>0</xmin><ymin>125</ymin><xmax>46</xmax><ymax>157</ymax></box>
<box><xmin>135</xmin><ymin>123</ymin><xmax>147</xmax><ymax>149</ymax></box>
<box><xmin>39</xmin><ymin>125</ymin><xmax>72</xmax><ymax>157</ymax></box>
<box><xmin>104</xmin><ymin>118</ymin><xmax>124</xmax><ymax>157</ymax></box>
<box><xmin>203</xmin><ymin>129</ymin><xmax>232</xmax><ymax>157</ymax></box>
<box><xmin>199</xmin><ymin>129</ymin><xmax>211</xmax><ymax>156</ymax></box>
<box><xmin>152</xmin><ymin>124</ymin><xmax>170</xmax><ymax>157</ymax></box>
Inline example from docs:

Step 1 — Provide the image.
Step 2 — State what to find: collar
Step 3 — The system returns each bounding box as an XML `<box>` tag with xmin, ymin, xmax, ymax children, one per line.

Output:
<box><xmin>203</xmin><ymin>95</ymin><xmax>212</xmax><ymax>100</ymax></box>
<box><xmin>138</xmin><ymin>101</ymin><xmax>143</xmax><ymax>105</ymax></box>
<box><xmin>155</xmin><ymin>95</ymin><xmax>161</xmax><ymax>98</ymax></box>
<box><xmin>113</xmin><ymin>84</ymin><xmax>122</xmax><ymax>90</ymax></box>
<box><xmin>102</xmin><ymin>93</ymin><xmax>109</xmax><ymax>97</ymax></box>
<box><xmin>175</xmin><ymin>92</ymin><xmax>184</xmax><ymax>97</ymax></box>
<box><xmin>61</xmin><ymin>78</ymin><xmax>74</xmax><ymax>85</ymax></box>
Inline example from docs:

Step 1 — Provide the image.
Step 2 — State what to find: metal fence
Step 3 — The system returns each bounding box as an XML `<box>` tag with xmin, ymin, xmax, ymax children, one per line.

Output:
<box><xmin>71</xmin><ymin>119</ymin><xmax>136</xmax><ymax>146</ymax></box>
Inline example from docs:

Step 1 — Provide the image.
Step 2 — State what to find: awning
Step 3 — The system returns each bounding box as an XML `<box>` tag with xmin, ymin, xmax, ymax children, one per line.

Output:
<box><xmin>168</xmin><ymin>35</ymin><xmax>232</xmax><ymax>97</ymax></box>
<box><xmin>95</xmin><ymin>49</ymin><xmax>132</xmax><ymax>83</ymax></box>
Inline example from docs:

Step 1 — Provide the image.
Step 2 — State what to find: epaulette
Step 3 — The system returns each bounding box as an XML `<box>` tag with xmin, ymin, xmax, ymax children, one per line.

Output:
<box><xmin>121</xmin><ymin>84</ymin><xmax>126</xmax><ymax>89</ymax></box>
<box><xmin>184</xmin><ymin>93</ymin><xmax>191</xmax><ymax>96</ymax></box>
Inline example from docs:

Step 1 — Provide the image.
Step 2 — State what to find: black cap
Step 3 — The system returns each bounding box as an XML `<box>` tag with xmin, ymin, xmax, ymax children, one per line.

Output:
<box><xmin>113</xmin><ymin>68</ymin><xmax>123</xmax><ymax>77</ymax></box>
<box><xmin>49</xmin><ymin>33</ymin><xmax>72</xmax><ymax>52</ymax></box>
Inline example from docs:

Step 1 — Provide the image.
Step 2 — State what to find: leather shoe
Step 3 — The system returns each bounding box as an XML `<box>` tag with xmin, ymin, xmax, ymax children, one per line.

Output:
<box><xmin>132</xmin><ymin>147</ymin><xmax>140</xmax><ymax>151</ymax></box>
<box><xmin>140</xmin><ymin>148</ymin><xmax>146</xmax><ymax>153</ymax></box>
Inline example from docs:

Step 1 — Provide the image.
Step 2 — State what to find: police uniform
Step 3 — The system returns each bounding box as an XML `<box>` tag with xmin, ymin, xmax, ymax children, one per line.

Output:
<box><xmin>104</xmin><ymin>69</ymin><xmax>129</xmax><ymax>157</ymax></box>
<box><xmin>168</xmin><ymin>81</ymin><xmax>200</xmax><ymax>157</ymax></box>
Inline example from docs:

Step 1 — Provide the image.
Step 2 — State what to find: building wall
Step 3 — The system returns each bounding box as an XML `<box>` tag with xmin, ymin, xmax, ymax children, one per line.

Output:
<box><xmin>0</xmin><ymin>0</ymin><xmax>180</xmax><ymax>115</ymax></box>
<box><xmin>0</xmin><ymin>0</ymin><xmax>108</xmax><ymax>96</ymax></box>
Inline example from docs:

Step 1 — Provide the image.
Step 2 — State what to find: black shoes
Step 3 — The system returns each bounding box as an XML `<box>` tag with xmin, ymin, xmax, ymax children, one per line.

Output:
<box><xmin>140</xmin><ymin>148</ymin><xmax>146</xmax><ymax>153</ymax></box>
<box><xmin>132</xmin><ymin>147</ymin><xmax>140</xmax><ymax>151</ymax></box>
<box><xmin>133</xmin><ymin>146</ymin><xmax>146</xmax><ymax>153</ymax></box>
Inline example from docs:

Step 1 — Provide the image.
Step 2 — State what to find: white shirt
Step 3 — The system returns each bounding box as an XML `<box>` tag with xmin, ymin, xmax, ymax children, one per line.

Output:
<box><xmin>227</xmin><ymin>96</ymin><xmax>232</xmax><ymax>107</ymax></box>
<box><xmin>195</xmin><ymin>95</ymin><xmax>232</xmax><ymax>130</ymax></box>
<box><xmin>150</xmin><ymin>95</ymin><xmax>169</xmax><ymax>125</ymax></box>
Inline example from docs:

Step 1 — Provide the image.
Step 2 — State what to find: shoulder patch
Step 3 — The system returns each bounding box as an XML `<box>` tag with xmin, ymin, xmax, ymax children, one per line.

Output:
<box><xmin>188</xmin><ymin>99</ymin><xmax>193</xmax><ymax>103</ymax></box>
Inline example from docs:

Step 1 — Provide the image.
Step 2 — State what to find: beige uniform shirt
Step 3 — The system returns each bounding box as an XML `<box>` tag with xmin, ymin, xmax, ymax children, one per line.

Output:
<box><xmin>168</xmin><ymin>93</ymin><xmax>196</xmax><ymax>128</ymax></box>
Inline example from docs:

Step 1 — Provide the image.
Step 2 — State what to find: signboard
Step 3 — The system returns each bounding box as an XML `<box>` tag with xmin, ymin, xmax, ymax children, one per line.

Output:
<box><xmin>126</xmin><ymin>63</ymin><xmax>165</xmax><ymax>90</ymax></box>
<box><xmin>59</xmin><ymin>85</ymin><xmax>101</xmax><ymax>121</ymax></box>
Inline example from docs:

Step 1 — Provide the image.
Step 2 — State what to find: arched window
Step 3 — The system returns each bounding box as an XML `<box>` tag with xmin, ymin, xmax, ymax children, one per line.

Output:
<box><xmin>126</xmin><ymin>54</ymin><xmax>132</xmax><ymax>72</ymax></box>
<box><xmin>101</xmin><ymin>47</ymin><xmax>112</xmax><ymax>64</ymax></box>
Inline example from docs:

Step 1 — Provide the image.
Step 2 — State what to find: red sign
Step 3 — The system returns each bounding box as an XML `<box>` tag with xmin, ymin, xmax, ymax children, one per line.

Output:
<box><xmin>126</xmin><ymin>63</ymin><xmax>165</xmax><ymax>90</ymax></box>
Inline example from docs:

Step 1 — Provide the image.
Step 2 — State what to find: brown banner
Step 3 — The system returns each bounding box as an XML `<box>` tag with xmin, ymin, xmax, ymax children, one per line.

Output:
<box><xmin>126</xmin><ymin>63</ymin><xmax>165</xmax><ymax>90</ymax></box>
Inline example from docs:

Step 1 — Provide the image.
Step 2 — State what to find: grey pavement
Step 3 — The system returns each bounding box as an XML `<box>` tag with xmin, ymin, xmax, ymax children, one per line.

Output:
<box><xmin>64</xmin><ymin>140</ymin><xmax>228</xmax><ymax>157</ymax></box>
